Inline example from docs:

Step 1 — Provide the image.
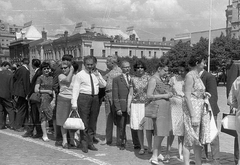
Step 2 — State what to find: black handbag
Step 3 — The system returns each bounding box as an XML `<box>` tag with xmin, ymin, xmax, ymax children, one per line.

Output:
<box><xmin>29</xmin><ymin>93</ymin><xmax>41</xmax><ymax>103</ymax></box>
<box><xmin>221</xmin><ymin>113</ymin><xmax>237</xmax><ymax>137</ymax></box>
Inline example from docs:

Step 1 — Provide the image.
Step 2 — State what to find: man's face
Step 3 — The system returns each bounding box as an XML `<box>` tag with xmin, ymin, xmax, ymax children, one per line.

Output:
<box><xmin>121</xmin><ymin>62</ymin><xmax>130</xmax><ymax>74</ymax></box>
<box><xmin>2</xmin><ymin>65</ymin><xmax>10</xmax><ymax>70</ymax></box>
<box><xmin>84</xmin><ymin>59</ymin><xmax>95</xmax><ymax>72</ymax></box>
<box><xmin>106</xmin><ymin>59</ymin><xmax>113</xmax><ymax>70</ymax></box>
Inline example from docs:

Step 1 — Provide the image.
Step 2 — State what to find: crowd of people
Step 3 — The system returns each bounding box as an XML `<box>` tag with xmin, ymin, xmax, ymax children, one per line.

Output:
<box><xmin>0</xmin><ymin>52</ymin><xmax>232</xmax><ymax>165</ymax></box>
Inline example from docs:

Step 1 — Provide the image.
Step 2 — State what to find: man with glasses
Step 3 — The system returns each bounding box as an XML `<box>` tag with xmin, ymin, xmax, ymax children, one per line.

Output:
<box><xmin>112</xmin><ymin>60</ymin><xmax>140</xmax><ymax>150</ymax></box>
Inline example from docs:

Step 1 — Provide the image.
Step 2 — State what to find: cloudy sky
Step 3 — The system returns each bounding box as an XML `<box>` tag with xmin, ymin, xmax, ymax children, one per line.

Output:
<box><xmin>0</xmin><ymin>0</ymin><xmax>229</xmax><ymax>41</ymax></box>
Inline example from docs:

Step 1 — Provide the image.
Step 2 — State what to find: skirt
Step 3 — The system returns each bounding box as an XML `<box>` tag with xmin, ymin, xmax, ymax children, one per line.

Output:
<box><xmin>130</xmin><ymin>103</ymin><xmax>153</xmax><ymax>130</ymax></box>
<box><xmin>56</xmin><ymin>95</ymin><xmax>71</xmax><ymax>126</ymax></box>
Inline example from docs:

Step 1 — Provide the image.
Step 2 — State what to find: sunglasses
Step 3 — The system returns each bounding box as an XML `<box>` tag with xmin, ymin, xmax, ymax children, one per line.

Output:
<box><xmin>43</xmin><ymin>67</ymin><xmax>50</xmax><ymax>71</ymax></box>
<box><xmin>136</xmin><ymin>67</ymin><xmax>144</xmax><ymax>69</ymax></box>
<box><xmin>61</xmin><ymin>66</ymin><xmax>69</xmax><ymax>70</ymax></box>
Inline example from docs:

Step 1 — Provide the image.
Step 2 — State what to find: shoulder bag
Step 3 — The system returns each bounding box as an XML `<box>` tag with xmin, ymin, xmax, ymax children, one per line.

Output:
<box><xmin>145</xmin><ymin>101</ymin><xmax>159</xmax><ymax>118</ymax></box>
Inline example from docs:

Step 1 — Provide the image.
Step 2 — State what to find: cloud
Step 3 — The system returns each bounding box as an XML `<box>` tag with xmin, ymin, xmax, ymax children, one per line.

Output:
<box><xmin>6</xmin><ymin>13</ymin><xmax>25</xmax><ymax>25</ymax></box>
<box><xmin>0</xmin><ymin>0</ymin><xmax>12</xmax><ymax>10</ymax></box>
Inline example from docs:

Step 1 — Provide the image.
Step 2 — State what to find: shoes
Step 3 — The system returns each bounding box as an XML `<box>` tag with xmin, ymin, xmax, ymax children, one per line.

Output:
<box><xmin>55</xmin><ymin>141</ymin><xmax>63</xmax><ymax>147</ymax></box>
<box><xmin>93</xmin><ymin>137</ymin><xmax>99</xmax><ymax>144</ymax></box>
<box><xmin>119</xmin><ymin>145</ymin><xmax>126</xmax><ymax>150</ymax></box>
<box><xmin>138</xmin><ymin>149</ymin><xmax>145</xmax><ymax>155</ymax></box>
<box><xmin>157</xmin><ymin>154</ymin><xmax>164</xmax><ymax>161</ymax></box>
<box><xmin>0</xmin><ymin>126</ymin><xmax>7</xmax><ymax>130</ymax></box>
<box><xmin>42</xmin><ymin>137</ymin><xmax>50</xmax><ymax>142</ymax></box>
<box><xmin>7</xmin><ymin>126</ymin><xmax>15</xmax><ymax>130</ymax></box>
<box><xmin>62</xmin><ymin>143</ymin><xmax>69</xmax><ymax>149</ymax></box>
<box><xmin>82</xmin><ymin>144</ymin><xmax>88</xmax><ymax>153</ymax></box>
<box><xmin>88</xmin><ymin>144</ymin><xmax>98</xmax><ymax>151</ymax></box>
<box><xmin>100</xmin><ymin>139</ymin><xmax>112</xmax><ymax>145</ymax></box>
<box><xmin>163</xmin><ymin>154</ymin><xmax>170</xmax><ymax>164</ymax></box>
<box><xmin>134</xmin><ymin>145</ymin><xmax>141</xmax><ymax>149</ymax></box>
<box><xmin>32</xmin><ymin>134</ymin><xmax>43</xmax><ymax>139</ymax></box>
<box><xmin>149</xmin><ymin>157</ymin><xmax>159</xmax><ymax>165</ymax></box>
<box><xmin>14</xmin><ymin>127</ymin><xmax>24</xmax><ymax>132</ymax></box>
<box><xmin>22</xmin><ymin>132</ymin><xmax>33</xmax><ymax>138</ymax></box>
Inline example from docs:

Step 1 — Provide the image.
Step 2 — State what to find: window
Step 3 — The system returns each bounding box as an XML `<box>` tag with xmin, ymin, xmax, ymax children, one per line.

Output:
<box><xmin>129</xmin><ymin>50</ymin><xmax>132</xmax><ymax>57</ymax></box>
<box><xmin>74</xmin><ymin>49</ymin><xmax>77</xmax><ymax>58</ymax></box>
<box><xmin>149</xmin><ymin>51</ymin><xmax>151</xmax><ymax>57</ymax></box>
<box><xmin>102</xmin><ymin>50</ymin><xmax>106</xmax><ymax>57</ymax></box>
<box><xmin>154</xmin><ymin>52</ymin><xmax>156</xmax><ymax>58</ymax></box>
<box><xmin>115</xmin><ymin>51</ymin><xmax>118</xmax><ymax>56</ymax></box>
<box><xmin>141</xmin><ymin>51</ymin><xmax>143</xmax><ymax>58</ymax></box>
<box><xmin>90</xmin><ymin>49</ymin><xmax>94</xmax><ymax>56</ymax></box>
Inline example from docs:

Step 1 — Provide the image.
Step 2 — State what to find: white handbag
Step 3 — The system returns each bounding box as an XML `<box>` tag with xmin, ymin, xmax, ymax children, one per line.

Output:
<box><xmin>221</xmin><ymin>114</ymin><xmax>236</xmax><ymax>130</ymax></box>
<box><xmin>209</xmin><ymin>111</ymin><xmax>218</xmax><ymax>142</ymax></box>
<box><xmin>63</xmin><ymin>110</ymin><xmax>85</xmax><ymax>130</ymax></box>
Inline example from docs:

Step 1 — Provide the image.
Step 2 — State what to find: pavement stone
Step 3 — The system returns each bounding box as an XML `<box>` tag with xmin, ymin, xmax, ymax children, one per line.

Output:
<box><xmin>0</xmin><ymin>86</ymin><xmax>237</xmax><ymax>165</ymax></box>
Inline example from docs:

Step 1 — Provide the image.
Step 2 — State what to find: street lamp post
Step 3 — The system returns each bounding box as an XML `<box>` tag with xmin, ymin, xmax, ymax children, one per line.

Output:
<box><xmin>208</xmin><ymin>0</ymin><xmax>213</xmax><ymax>72</ymax></box>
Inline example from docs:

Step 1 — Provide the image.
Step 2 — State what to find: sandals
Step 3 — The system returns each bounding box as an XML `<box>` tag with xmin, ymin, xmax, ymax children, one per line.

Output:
<box><xmin>138</xmin><ymin>149</ymin><xmax>145</xmax><ymax>155</ymax></box>
<box><xmin>42</xmin><ymin>136</ymin><xmax>50</xmax><ymax>142</ymax></box>
<box><xmin>149</xmin><ymin>157</ymin><xmax>159</xmax><ymax>165</ymax></box>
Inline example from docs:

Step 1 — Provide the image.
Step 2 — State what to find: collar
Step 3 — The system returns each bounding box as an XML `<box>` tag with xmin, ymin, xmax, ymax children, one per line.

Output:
<box><xmin>199</xmin><ymin>70</ymin><xmax>204</xmax><ymax>77</ymax></box>
<box><xmin>22</xmin><ymin>64</ymin><xmax>29</xmax><ymax>70</ymax></box>
<box><xmin>35</xmin><ymin>68</ymin><xmax>39</xmax><ymax>73</ymax></box>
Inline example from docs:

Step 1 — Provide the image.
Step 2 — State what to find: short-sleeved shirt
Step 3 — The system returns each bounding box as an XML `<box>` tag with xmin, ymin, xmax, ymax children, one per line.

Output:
<box><xmin>36</xmin><ymin>75</ymin><xmax>53</xmax><ymax>91</ymax></box>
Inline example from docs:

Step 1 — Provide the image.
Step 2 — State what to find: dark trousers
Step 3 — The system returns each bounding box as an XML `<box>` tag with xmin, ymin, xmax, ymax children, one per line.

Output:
<box><xmin>27</xmin><ymin>102</ymin><xmax>42</xmax><ymax>135</ymax></box>
<box><xmin>53</xmin><ymin>95</ymin><xmax>62</xmax><ymax>141</ymax></box>
<box><xmin>234</xmin><ymin>137</ymin><xmax>239</xmax><ymax>165</ymax></box>
<box><xmin>77</xmin><ymin>94</ymin><xmax>99</xmax><ymax>146</ymax></box>
<box><xmin>116</xmin><ymin>112</ymin><xmax>140</xmax><ymax>147</ymax></box>
<box><xmin>204</xmin><ymin>115</ymin><xmax>220</xmax><ymax>160</ymax></box>
<box><xmin>105</xmin><ymin>92</ymin><xmax>114</xmax><ymax>144</ymax></box>
<box><xmin>0</xmin><ymin>97</ymin><xmax>15</xmax><ymax>128</ymax></box>
<box><xmin>14</xmin><ymin>96</ymin><xmax>28</xmax><ymax>129</ymax></box>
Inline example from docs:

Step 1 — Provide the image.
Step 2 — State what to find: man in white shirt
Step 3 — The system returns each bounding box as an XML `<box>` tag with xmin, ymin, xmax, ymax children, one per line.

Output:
<box><xmin>72</xmin><ymin>55</ymin><xmax>106</xmax><ymax>153</ymax></box>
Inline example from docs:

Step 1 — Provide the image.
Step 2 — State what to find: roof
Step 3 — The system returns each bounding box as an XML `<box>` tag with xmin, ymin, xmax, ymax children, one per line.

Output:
<box><xmin>16</xmin><ymin>25</ymin><xmax>42</xmax><ymax>40</ymax></box>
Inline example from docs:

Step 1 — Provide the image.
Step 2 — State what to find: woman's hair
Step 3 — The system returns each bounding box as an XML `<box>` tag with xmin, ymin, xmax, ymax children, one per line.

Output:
<box><xmin>188</xmin><ymin>55</ymin><xmax>206</xmax><ymax>67</ymax></box>
<box><xmin>133</xmin><ymin>60</ymin><xmax>146</xmax><ymax>71</ymax></box>
<box><xmin>40</xmin><ymin>61</ymin><xmax>50</xmax><ymax>70</ymax></box>
<box><xmin>32</xmin><ymin>59</ymin><xmax>41</xmax><ymax>68</ymax></box>
<box><xmin>61</xmin><ymin>61</ymin><xmax>71</xmax><ymax>67</ymax></box>
<box><xmin>156</xmin><ymin>56</ymin><xmax>169</xmax><ymax>70</ymax></box>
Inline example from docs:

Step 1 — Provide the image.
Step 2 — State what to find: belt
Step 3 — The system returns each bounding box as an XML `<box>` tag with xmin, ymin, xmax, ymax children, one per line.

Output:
<box><xmin>79</xmin><ymin>93</ymin><xmax>98</xmax><ymax>97</ymax></box>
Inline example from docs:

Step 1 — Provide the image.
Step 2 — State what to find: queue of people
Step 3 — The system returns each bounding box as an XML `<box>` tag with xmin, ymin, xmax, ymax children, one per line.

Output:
<box><xmin>0</xmin><ymin>53</ymin><xmax>223</xmax><ymax>165</ymax></box>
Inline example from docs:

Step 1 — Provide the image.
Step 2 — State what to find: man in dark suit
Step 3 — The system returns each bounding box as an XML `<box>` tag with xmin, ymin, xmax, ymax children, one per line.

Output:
<box><xmin>0</xmin><ymin>61</ymin><xmax>15</xmax><ymax>129</ymax></box>
<box><xmin>200</xmin><ymin>69</ymin><xmax>221</xmax><ymax>165</ymax></box>
<box><xmin>112</xmin><ymin>60</ymin><xmax>140</xmax><ymax>150</ymax></box>
<box><xmin>13</xmin><ymin>58</ymin><xmax>30</xmax><ymax>132</ymax></box>
<box><xmin>22</xmin><ymin>59</ymin><xmax>42</xmax><ymax>138</ymax></box>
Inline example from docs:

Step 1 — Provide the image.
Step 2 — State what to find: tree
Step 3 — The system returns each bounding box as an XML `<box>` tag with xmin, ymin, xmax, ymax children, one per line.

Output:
<box><xmin>165</xmin><ymin>40</ymin><xmax>192</xmax><ymax>73</ymax></box>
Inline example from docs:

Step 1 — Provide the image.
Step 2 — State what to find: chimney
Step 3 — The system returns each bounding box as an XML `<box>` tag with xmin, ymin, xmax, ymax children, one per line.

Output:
<box><xmin>64</xmin><ymin>31</ymin><xmax>68</xmax><ymax>38</ymax></box>
<box><xmin>162</xmin><ymin>37</ymin><xmax>166</xmax><ymax>42</ymax></box>
<box><xmin>42</xmin><ymin>29</ymin><xmax>47</xmax><ymax>40</ymax></box>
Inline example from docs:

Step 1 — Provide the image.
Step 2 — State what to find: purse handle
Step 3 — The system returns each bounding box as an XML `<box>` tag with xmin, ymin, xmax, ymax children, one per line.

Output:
<box><xmin>68</xmin><ymin>109</ymin><xmax>81</xmax><ymax>118</ymax></box>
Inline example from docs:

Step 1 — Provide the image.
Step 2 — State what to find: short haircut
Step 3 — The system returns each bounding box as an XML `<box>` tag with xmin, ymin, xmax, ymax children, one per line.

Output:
<box><xmin>156</xmin><ymin>57</ymin><xmax>169</xmax><ymax>70</ymax></box>
<box><xmin>62</xmin><ymin>54</ymin><xmax>73</xmax><ymax>62</ymax></box>
<box><xmin>61</xmin><ymin>61</ymin><xmax>71</xmax><ymax>67</ymax></box>
<box><xmin>40</xmin><ymin>61</ymin><xmax>51</xmax><ymax>70</ymax></box>
<box><xmin>83</xmin><ymin>55</ymin><xmax>96</xmax><ymax>64</ymax></box>
<box><xmin>21</xmin><ymin>58</ymin><xmax>30</xmax><ymax>65</ymax></box>
<box><xmin>133</xmin><ymin>60</ymin><xmax>146</xmax><ymax>71</ymax></box>
<box><xmin>188</xmin><ymin>54</ymin><xmax>206</xmax><ymax>68</ymax></box>
<box><xmin>32</xmin><ymin>59</ymin><xmax>41</xmax><ymax>68</ymax></box>
<box><xmin>72</xmin><ymin>61</ymin><xmax>79</xmax><ymax>72</ymax></box>
<box><xmin>1</xmin><ymin>61</ymin><xmax>11</xmax><ymax>67</ymax></box>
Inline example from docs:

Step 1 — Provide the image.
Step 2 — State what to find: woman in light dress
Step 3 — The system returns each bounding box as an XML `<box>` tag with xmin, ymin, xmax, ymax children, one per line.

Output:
<box><xmin>147</xmin><ymin>57</ymin><xmax>173</xmax><ymax>165</ymax></box>
<box><xmin>128</xmin><ymin>60</ymin><xmax>153</xmax><ymax>155</ymax></box>
<box><xmin>183</xmin><ymin>55</ymin><xmax>211</xmax><ymax>165</ymax></box>
<box><xmin>169</xmin><ymin>64</ymin><xmax>188</xmax><ymax>161</ymax></box>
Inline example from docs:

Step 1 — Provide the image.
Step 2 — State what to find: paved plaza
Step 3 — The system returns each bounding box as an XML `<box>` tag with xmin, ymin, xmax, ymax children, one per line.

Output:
<box><xmin>0</xmin><ymin>86</ymin><xmax>237</xmax><ymax>165</ymax></box>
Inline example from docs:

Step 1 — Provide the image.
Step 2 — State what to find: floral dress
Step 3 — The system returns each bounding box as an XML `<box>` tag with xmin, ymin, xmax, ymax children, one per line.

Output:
<box><xmin>36</xmin><ymin>75</ymin><xmax>54</xmax><ymax>121</ymax></box>
<box><xmin>169</xmin><ymin>75</ymin><xmax>184</xmax><ymax>136</ymax></box>
<box><xmin>130</xmin><ymin>73</ymin><xmax>153</xmax><ymax>130</ymax></box>
<box><xmin>183</xmin><ymin>71</ymin><xmax>211</xmax><ymax>148</ymax></box>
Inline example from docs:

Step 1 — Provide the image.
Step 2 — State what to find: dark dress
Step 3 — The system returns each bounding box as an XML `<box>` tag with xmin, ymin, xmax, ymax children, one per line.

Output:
<box><xmin>36</xmin><ymin>75</ymin><xmax>54</xmax><ymax>121</ymax></box>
